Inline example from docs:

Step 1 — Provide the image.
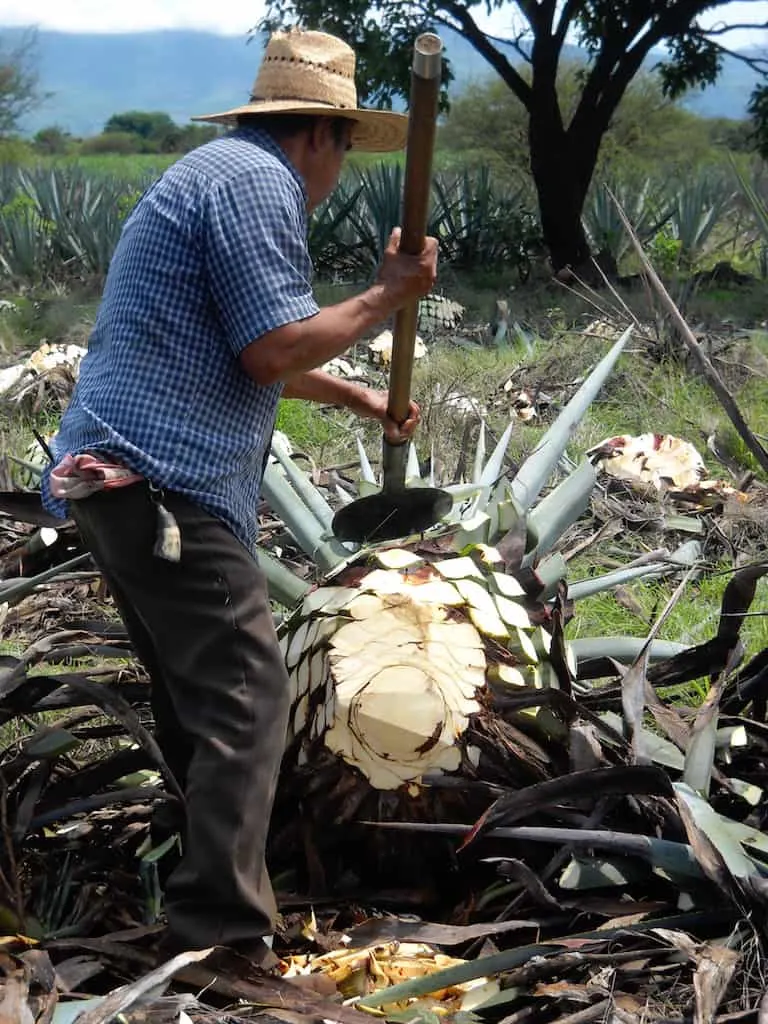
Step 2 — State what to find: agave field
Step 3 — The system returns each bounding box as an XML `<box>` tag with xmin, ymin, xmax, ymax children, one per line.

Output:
<box><xmin>1</xmin><ymin>154</ymin><xmax>768</xmax><ymax>289</ymax></box>
<box><xmin>0</xmin><ymin>151</ymin><xmax>767</xmax><ymax>1022</ymax></box>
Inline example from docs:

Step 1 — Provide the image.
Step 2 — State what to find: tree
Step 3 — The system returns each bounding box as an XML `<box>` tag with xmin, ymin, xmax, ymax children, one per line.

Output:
<box><xmin>0</xmin><ymin>30</ymin><xmax>43</xmax><ymax>136</ymax></box>
<box><xmin>103</xmin><ymin>110</ymin><xmax>181</xmax><ymax>152</ymax></box>
<box><xmin>260</xmin><ymin>0</ymin><xmax>768</xmax><ymax>271</ymax></box>
<box><xmin>440</xmin><ymin>67</ymin><xmax>723</xmax><ymax>182</ymax></box>
<box><xmin>33</xmin><ymin>125</ymin><xmax>72</xmax><ymax>156</ymax></box>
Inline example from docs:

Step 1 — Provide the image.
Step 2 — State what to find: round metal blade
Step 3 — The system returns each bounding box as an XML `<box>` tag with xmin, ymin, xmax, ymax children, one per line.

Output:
<box><xmin>332</xmin><ymin>487</ymin><xmax>453</xmax><ymax>544</ymax></box>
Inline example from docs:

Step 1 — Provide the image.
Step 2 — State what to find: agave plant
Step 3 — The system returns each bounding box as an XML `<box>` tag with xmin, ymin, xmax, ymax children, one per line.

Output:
<box><xmin>258</xmin><ymin>328</ymin><xmax>707</xmax><ymax>839</ymax></box>
<box><xmin>667</xmin><ymin>168</ymin><xmax>738</xmax><ymax>269</ymax></box>
<box><xmin>431</xmin><ymin>167</ymin><xmax>540</xmax><ymax>277</ymax></box>
<box><xmin>582</xmin><ymin>175</ymin><xmax>671</xmax><ymax>272</ymax></box>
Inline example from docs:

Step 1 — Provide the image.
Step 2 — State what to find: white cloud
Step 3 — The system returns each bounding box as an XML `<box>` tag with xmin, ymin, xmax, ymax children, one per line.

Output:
<box><xmin>0</xmin><ymin>0</ymin><xmax>765</xmax><ymax>49</ymax></box>
<box><xmin>0</xmin><ymin>0</ymin><xmax>267</xmax><ymax>34</ymax></box>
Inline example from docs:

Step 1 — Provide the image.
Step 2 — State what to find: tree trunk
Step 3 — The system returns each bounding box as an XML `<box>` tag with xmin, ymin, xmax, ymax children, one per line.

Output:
<box><xmin>528</xmin><ymin>118</ymin><xmax>593</xmax><ymax>274</ymax></box>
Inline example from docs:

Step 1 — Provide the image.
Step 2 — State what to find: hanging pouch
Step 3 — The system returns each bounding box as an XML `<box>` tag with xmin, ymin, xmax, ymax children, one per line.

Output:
<box><xmin>148</xmin><ymin>482</ymin><xmax>181</xmax><ymax>562</ymax></box>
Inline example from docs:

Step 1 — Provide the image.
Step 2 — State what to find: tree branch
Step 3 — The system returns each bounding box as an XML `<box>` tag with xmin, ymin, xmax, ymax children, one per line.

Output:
<box><xmin>553</xmin><ymin>0</ymin><xmax>584</xmax><ymax>54</ymax></box>
<box><xmin>705</xmin><ymin>39</ymin><xmax>768</xmax><ymax>73</ymax></box>
<box><xmin>439</xmin><ymin>0</ymin><xmax>534</xmax><ymax>106</ymax></box>
<box><xmin>700</xmin><ymin>21</ymin><xmax>768</xmax><ymax>37</ymax></box>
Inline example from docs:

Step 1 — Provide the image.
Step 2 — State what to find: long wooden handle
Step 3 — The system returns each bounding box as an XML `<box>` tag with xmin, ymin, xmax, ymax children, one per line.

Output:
<box><xmin>386</xmin><ymin>33</ymin><xmax>443</xmax><ymax>427</ymax></box>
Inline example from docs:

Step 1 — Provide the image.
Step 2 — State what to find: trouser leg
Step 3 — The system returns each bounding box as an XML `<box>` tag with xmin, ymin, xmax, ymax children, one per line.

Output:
<box><xmin>72</xmin><ymin>484</ymin><xmax>290</xmax><ymax>948</ymax></box>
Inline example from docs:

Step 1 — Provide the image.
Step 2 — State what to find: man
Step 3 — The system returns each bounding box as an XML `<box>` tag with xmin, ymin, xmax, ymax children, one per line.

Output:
<box><xmin>42</xmin><ymin>28</ymin><xmax>438</xmax><ymax>966</ymax></box>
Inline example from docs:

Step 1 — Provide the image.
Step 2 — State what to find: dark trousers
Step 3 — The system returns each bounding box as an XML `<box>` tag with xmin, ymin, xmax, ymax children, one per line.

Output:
<box><xmin>72</xmin><ymin>484</ymin><xmax>290</xmax><ymax>949</ymax></box>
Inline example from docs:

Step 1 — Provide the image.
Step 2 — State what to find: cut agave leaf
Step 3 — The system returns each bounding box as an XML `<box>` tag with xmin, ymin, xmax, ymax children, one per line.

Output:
<box><xmin>286</xmin><ymin>621</ymin><xmax>311</xmax><ymax>669</ymax></box>
<box><xmin>356</xmin><ymin>434</ymin><xmax>376</xmax><ymax>484</ymax></box>
<box><xmin>560</xmin><ymin>854</ymin><xmax>649</xmax><ymax>890</ymax></box>
<box><xmin>489</xmin><ymin>664</ymin><xmax>530</xmax><ymax>688</ymax></box>
<box><xmin>453</xmin><ymin>512</ymin><xmax>492</xmax><ymax>550</ymax></box>
<box><xmin>674</xmin><ymin>782</ymin><xmax>761</xmax><ymax>879</ymax></box>
<box><xmin>506</xmin><ymin>628</ymin><xmax>539</xmax><ymax>664</ymax></box>
<box><xmin>494</xmin><ymin>594</ymin><xmax>531</xmax><ymax>630</ymax></box>
<box><xmin>374</xmin><ymin>548</ymin><xmax>425</xmax><ymax>570</ymax></box>
<box><xmin>301</xmin><ymin>586</ymin><xmax>359</xmax><ymax>618</ymax></box>
<box><xmin>600</xmin><ymin>711</ymin><xmax>685</xmax><ymax>771</ymax></box>
<box><xmin>433</xmin><ymin>556</ymin><xmax>485</xmax><ymax>581</ymax></box>
<box><xmin>23</xmin><ymin>727</ymin><xmax>80</xmax><ymax>759</ymax></box>
<box><xmin>490</xmin><ymin>572</ymin><xmax>526</xmax><ymax>599</ymax></box>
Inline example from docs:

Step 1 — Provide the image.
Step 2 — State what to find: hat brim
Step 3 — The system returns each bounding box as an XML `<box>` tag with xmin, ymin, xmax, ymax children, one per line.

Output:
<box><xmin>192</xmin><ymin>102</ymin><xmax>407</xmax><ymax>153</ymax></box>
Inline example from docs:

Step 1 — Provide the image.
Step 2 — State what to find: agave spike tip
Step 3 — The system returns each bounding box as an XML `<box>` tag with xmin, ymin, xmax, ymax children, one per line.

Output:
<box><xmin>406</xmin><ymin>441</ymin><xmax>422</xmax><ymax>482</ymax></box>
<box><xmin>473</xmin><ymin>421</ymin><xmax>487</xmax><ymax>486</ymax></box>
<box><xmin>355</xmin><ymin>434</ymin><xmax>376</xmax><ymax>484</ymax></box>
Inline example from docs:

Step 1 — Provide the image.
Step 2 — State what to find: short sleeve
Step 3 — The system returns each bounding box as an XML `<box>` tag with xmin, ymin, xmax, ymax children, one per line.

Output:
<box><xmin>203</xmin><ymin>167</ymin><xmax>320</xmax><ymax>355</ymax></box>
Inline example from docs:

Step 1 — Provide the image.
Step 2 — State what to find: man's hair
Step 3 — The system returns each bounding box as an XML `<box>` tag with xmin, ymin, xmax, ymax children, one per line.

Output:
<box><xmin>236</xmin><ymin>114</ymin><xmax>352</xmax><ymax>149</ymax></box>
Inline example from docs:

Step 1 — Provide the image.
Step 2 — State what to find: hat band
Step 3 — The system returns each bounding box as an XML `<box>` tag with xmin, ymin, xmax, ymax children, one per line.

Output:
<box><xmin>248</xmin><ymin>94</ymin><xmax>345</xmax><ymax>107</ymax></box>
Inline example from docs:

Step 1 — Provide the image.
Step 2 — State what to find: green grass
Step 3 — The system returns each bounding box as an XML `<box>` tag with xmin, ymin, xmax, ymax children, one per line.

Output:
<box><xmin>567</xmin><ymin>560</ymin><xmax>768</xmax><ymax>660</ymax></box>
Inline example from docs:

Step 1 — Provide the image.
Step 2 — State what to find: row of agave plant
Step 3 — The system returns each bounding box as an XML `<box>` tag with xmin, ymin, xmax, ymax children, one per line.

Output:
<box><xmin>2</xmin><ymin>157</ymin><xmax>768</xmax><ymax>289</ymax></box>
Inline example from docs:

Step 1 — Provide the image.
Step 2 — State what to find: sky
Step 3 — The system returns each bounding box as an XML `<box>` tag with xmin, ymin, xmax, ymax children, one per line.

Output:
<box><xmin>0</xmin><ymin>0</ymin><xmax>765</xmax><ymax>49</ymax></box>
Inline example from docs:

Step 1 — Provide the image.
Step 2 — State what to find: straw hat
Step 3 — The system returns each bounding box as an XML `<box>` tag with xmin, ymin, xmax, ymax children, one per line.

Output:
<box><xmin>193</xmin><ymin>28</ymin><xmax>407</xmax><ymax>152</ymax></box>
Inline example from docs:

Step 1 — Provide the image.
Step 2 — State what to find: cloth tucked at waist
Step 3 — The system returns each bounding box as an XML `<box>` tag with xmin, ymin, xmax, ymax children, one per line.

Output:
<box><xmin>50</xmin><ymin>452</ymin><xmax>144</xmax><ymax>500</ymax></box>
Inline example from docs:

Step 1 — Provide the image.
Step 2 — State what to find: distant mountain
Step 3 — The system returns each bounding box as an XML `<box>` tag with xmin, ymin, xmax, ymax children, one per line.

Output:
<box><xmin>0</xmin><ymin>25</ymin><xmax>759</xmax><ymax>137</ymax></box>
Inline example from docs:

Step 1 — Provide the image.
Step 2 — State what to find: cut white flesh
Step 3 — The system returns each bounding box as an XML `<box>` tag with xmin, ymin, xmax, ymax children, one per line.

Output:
<box><xmin>402</xmin><ymin>579</ymin><xmax>464</xmax><ymax>606</ymax></box>
<box><xmin>468</xmin><ymin>604</ymin><xmax>509</xmax><ymax>639</ymax></box>
<box><xmin>490</xmin><ymin>572</ymin><xmax>526</xmax><ymax>599</ymax></box>
<box><xmin>456</xmin><ymin>581</ymin><xmax>512</xmax><ymax>626</ymax></box>
<box><xmin>470</xmin><ymin>544</ymin><xmax>504</xmax><ymax>566</ymax></box>
<box><xmin>324</xmin><ymin>597</ymin><xmax>484</xmax><ymax>788</ymax></box>
<box><xmin>531</xmin><ymin>627</ymin><xmax>553</xmax><ymax>657</ymax></box>
<box><xmin>358</xmin><ymin>570</ymin><xmax>407</xmax><ymax>595</ymax></box>
<box><xmin>433</xmin><ymin>556</ymin><xmax>485</xmax><ymax>581</ymax></box>
<box><xmin>344</xmin><ymin>593</ymin><xmax>386</xmax><ymax>619</ymax></box>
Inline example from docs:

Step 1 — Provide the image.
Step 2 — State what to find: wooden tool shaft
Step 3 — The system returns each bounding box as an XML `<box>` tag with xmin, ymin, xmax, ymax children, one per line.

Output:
<box><xmin>386</xmin><ymin>33</ymin><xmax>443</xmax><ymax>427</ymax></box>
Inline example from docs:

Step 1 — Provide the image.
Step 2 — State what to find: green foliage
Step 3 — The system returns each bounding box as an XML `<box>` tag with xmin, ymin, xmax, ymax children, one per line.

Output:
<box><xmin>667</xmin><ymin>169</ymin><xmax>737</xmax><ymax>267</ymax></box>
<box><xmin>656</xmin><ymin>33</ymin><xmax>722</xmax><ymax>100</ymax></box>
<box><xmin>80</xmin><ymin>131</ymin><xmax>143</xmax><ymax>156</ymax></box>
<box><xmin>647</xmin><ymin>229</ymin><xmax>683</xmax><ymax>275</ymax></box>
<box><xmin>104</xmin><ymin>110</ymin><xmax>180</xmax><ymax>151</ymax></box>
<box><xmin>32</xmin><ymin>126</ymin><xmax>73</xmax><ymax>157</ymax></box>
<box><xmin>88</xmin><ymin>111</ymin><xmax>218</xmax><ymax>156</ymax></box>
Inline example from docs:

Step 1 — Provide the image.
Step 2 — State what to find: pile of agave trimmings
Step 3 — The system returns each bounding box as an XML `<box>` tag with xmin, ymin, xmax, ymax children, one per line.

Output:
<box><xmin>279</xmin><ymin>543</ymin><xmax>573</xmax><ymax>791</ymax></box>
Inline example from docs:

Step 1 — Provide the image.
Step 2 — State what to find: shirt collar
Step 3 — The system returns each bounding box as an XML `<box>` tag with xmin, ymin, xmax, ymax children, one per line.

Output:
<box><xmin>230</xmin><ymin>126</ymin><xmax>308</xmax><ymax>203</ymax></box>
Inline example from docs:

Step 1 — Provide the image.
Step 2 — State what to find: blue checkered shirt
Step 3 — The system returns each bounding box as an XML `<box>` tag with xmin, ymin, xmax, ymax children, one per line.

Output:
<box><xmin>42</xmin><ymin>128</ymin><xmax>319</xmax><ymax>552</ymax></box>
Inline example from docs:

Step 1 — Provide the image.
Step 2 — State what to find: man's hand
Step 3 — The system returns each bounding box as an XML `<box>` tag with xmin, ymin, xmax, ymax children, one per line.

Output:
<box><xmin>353</xmin><ymin>388</ymin><xmax>421</xmax><ymax>444</ymax></box>
<box><xmin>377</xmin><ymin>228</ymin><xmax>438</xmax><ymax>309</ymax></box>
<box><xmin>281</xmin><ymin>371</ymin><xmax>420</xmax><ymax>443</ymax></box>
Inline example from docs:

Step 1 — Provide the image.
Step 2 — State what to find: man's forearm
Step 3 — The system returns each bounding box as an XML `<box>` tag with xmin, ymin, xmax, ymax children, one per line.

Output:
<box><xmin>240</xmin><ymin>285</ymin><xmax>394</xmax><ymax>387</ymax></box>
<box><xmin>281</xmin><ymin>368</ymin><xmax>373</xmax><ymax>416</ymax></box>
